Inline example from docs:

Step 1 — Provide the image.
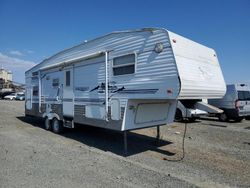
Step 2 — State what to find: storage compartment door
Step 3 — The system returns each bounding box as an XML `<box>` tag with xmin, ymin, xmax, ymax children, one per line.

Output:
<box><xmin>135</xmin><ymin>103</ymin><xmax>169</xmax><ymax>124</ymax></box>
<box><xmin>111</xmin><ymin>99</ymin><xmax>121</xmax><ymax>120</ymax></box>
<box><xmin>85</xmin><ymin>105</ymin><xmax>106</xmax><ymax>120</ymax></box>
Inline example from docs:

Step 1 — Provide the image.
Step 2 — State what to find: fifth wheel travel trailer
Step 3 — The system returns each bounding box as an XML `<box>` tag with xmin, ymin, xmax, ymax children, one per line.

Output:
<box><xmin>25</xmin><ymin>28</ymin><xmax>226</xmax><ymax>153</ymax></box>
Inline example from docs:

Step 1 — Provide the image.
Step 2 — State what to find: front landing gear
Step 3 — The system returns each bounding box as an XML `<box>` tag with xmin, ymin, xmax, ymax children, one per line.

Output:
<box><xmin>156</xmin><ymin>125</ymin><xmax>160</xmax><ymax>145</ymax></box>
<box><xmin>123</xmin><ymin>131</ymin><xmax>128</xmax><ymax>156</ymax></box>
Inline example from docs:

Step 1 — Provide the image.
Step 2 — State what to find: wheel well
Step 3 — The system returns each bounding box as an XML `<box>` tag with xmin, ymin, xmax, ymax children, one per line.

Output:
<box><xmin>176</xmin><ymin>108</ymin><xmax>183</xmax><ymax>116</ymax></box>
<box><xmin>175</xmin><ymin>108</ymin><xmax>183</xmax><ymax>121</ymax></box>
<box><xmin>42</xmin><ymin>113</ymin><xmax>60</xmax><ymax>121</ymax></box>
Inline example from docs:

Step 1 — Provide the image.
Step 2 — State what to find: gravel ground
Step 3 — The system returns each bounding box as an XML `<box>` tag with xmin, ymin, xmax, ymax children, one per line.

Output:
<box><xmin>0</xmin><ymin>100</ymin><xmax>249</xmax><ymax>188</ymax></box>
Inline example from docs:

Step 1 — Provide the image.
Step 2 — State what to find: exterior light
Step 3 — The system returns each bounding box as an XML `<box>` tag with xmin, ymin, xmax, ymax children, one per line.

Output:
<box><xmin>154</xmin><ymin>42</ymin><xmax>164</xmax><ymax>53</ymax></box>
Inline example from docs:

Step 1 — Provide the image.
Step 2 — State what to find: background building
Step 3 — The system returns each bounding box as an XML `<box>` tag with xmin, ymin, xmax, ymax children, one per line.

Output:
<box><xmin>0</xmin><ymin>68</ymin><xmax>13</xmax><ymax>90</ymax></box>
<box><xmin>0</xmin><ymin>68</ymin><xmax>12</xmax><ymax>82</ymax></box>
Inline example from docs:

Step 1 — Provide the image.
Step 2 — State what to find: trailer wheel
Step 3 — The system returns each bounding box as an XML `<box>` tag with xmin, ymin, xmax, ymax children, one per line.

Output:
<box><xmin>219</xmin><ymin>113</ymin><xmax>228</xmax><ymax>122</ymax></box>
<box><xmin>52</xmin><ymin>118</ymin><xmax>64</xmax><ymax>134</ymax></box>
<box><xmin>175</xmin><ymin>109</ymin><xmax>183</xmax><ymax>122</ymax></box>
<box><xmin>245</xmin><ymin>116</ymin><xmax>250</xmax><ymax>120</ymax></box>
<box><xmin>44</xmin><ymin>117</ymin><xmax>51</xmax><ymax>130</ymax></box>
<box><xmin>188</xmin><ymin>117</ymin><xmax>197</xmax><ymax>122</ymax></box>
<box><xmin>234</xmin><ymin>117</ymin><xmax>243</xmax><ymax>122</ymax></box>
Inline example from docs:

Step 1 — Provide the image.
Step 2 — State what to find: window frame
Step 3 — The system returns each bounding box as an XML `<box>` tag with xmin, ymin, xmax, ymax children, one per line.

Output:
<box><xmin>112</xmin><ymin>52</ymin><xmax>137</xmax><ymax>76</ymax></box>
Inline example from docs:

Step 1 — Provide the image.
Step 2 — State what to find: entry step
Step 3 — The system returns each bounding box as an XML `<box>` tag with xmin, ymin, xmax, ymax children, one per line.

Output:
<box><xmin>63</xmin><ymin>120</ymin><xmax>74</xmax><ymax>128</ymax></box>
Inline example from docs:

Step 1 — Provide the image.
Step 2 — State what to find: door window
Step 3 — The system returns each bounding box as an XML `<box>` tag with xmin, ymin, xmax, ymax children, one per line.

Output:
<box><xmin>65</xmin><ymin>71</ymin><xmax>70</xmax><ymax>87</ymax></box>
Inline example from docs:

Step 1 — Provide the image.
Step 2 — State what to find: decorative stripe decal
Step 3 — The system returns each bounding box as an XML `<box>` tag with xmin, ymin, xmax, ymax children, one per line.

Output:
<box><xmin>30</xmin><ymin>89</ymin><xmax>157</xmax><ymax>104</ymax></box>
<box><xmin>46</xmin><ymin>98</ymin><xmax>58</xmax><ymax>102</ymax></box>
<box><xmin>63</xmin><ymin>98</ymin><xmax>73</xmax><ymax>102</ymax></box>
<box><xmin>74</xmin><ymin>98</ymin><xmax>105</xmax><ymax>103</ymax></box>
<box><xmin>118</xmin><ymin>89</ymin><xmax>158</xmax><ymax>94</ymax></box>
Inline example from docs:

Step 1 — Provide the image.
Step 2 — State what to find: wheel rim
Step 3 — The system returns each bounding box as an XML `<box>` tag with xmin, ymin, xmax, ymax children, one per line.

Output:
<box><xmin>53</xmin><ymin>119</ymin><xmax>59</xmax><ymax>131</ymax></box>
<box><xmin>45</xmin><ymin>118</ymin><xmax>50</xmax><ymax>130</ymax></box>
<box><xmin>220</xmin><ymin>113</ymin><xmax>227</xmax><ymax>121</ymax></box>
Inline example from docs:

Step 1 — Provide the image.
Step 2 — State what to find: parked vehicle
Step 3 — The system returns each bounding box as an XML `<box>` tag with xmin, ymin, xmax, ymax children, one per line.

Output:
<box><xmin>16</xmin><ymin>93</ymin><xmax>25</xmax><ymax>100</ymax></box>
<box><xmin>0</xmin><ymin>91</ymin><xmax>15</xmax><ymax>99</ymax></box>
<box><xmin>25</xmin><ymin>28</ymin><xmax>226</xmax><ymax>152</ymax></box>
<box><xmin>208</xmin><ymin>84</ymin><xmax>250</xmax><ymax>122</ymax></box>
<box><xmin>175</xmin><ymin>100</ymin><xmax>223</xmax><ymax>122</ymax></box>
<box><xmin>4</xmin><ymin>93</ymin><xmax>17</xmax><ymax>100</ymax></box>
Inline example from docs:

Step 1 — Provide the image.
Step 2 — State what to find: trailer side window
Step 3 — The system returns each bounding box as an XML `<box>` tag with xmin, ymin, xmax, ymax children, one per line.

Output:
<box><xmin>113</xmin><ymin>54</ymin><xmax>135</xmax><ymax>76</ymax></box>
<box><xmin>65</xmin><ymin>71</ymin><xmax>70</xmax><ymax>86</ymax></box>
<box><xmin>33</xmin><ymin>86</ymin><xmax>38</xmax><ymax>96</ymax></box>
<box><xmin>52</xmin><ymin>78</ymin><xmax>59</xmax><ymax>87</ymax></box>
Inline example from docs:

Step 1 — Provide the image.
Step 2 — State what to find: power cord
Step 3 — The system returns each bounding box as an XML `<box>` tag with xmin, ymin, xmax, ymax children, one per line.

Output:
<box><xmin>163</xmin><ymin>108</ymin><xmax>188</xmax><ymax>162</ymax></box>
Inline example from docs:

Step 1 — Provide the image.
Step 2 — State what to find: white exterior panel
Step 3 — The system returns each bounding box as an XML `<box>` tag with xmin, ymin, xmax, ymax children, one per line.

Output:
<box><xmin>168</xmin><ymin>31</ymin><xmax>226</xmax><ymax>99</ymax></box>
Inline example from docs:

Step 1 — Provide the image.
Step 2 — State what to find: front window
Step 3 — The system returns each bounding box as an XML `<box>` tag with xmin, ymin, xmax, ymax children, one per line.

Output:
<box><xmin>113</xmin><ymin>54</ymin><xmax>135</xmax><ymax>76</ymax></box>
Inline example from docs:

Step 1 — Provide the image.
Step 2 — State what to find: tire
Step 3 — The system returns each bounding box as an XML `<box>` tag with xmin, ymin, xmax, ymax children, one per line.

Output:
<box><xmin>245</xmin><ymin>116</ymin><xmax>250</xmax><ymax>120</ymax></box>
<box><xmin>52</xmin><ymin>118</ymin><xmax>64</xmax><ymax>134</ymax></box>
<box><xmin>234</xmin><ymin>117</ymin><xmax>243</xmax><ymax>122</ymax></box>
<box><xmin>188</xmin><ymin>117</ymin><xmax>197</xmax><ymax>122</ymax></box>
<box><xmin>219</xmin><ymin>113</ymin><xmax>228</xmax><ymax>122</ymax></box>
<box><xmin>44</xmin><ymin>117</ymin><xmax>51</xmax><ymax>130</ymax></box>
<box><xmin>175</xmin><ymin>109</ymin><xmax>183</xmax><ymax>122</ymax></box>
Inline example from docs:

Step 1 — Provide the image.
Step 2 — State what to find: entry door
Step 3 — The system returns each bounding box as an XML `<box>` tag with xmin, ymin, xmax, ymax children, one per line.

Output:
<box><xmin>63</xmin><ymin>67</ymin><xmax>74</xmax><ymax>117</ymax></box>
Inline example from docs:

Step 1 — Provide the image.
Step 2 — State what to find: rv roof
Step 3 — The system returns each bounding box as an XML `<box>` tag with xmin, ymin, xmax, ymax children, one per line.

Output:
<box><xmin>26</xmin><ymin>27</ymin><xmax>215</xmax><ymax>74</ymax></box>
<box><xmin>26</xmin><ymin>28</ymin><xmax>161</xmax><ymax>73</ymax></box>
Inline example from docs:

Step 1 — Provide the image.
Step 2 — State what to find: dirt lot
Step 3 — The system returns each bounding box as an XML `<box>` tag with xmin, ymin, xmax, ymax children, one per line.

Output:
<box><xmin>0</xmin><ymin>100</ymin><xmax>249</xmax><ymax>188</ymax></box>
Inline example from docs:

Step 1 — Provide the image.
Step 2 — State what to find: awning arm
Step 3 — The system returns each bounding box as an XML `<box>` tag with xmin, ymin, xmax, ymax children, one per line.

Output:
<box><xmin>40</xmin><ymin>51</ymin><xmax>105</xmax><ymax>71</ymax></box>
<box><xmin>105</xmin><ymin>51</ymin><xmax>109</xmax><ymax>122</ymax></box>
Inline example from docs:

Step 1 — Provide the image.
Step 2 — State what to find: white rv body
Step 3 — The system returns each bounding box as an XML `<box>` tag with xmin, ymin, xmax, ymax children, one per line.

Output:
<box><xmin>167</xmin><ymin>32</ymin><xmax>226</xmax><ymax>121</ymax></box>
<box><xmin>25</xmin><ymin>28</ymin><xmax>225</xmax><ymax>131</ymax></box>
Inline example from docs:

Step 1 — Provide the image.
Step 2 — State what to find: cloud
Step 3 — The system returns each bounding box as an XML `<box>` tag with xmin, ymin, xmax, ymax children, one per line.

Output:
<box><xmin>0</xmin><ymin>52</ymin><xmax>36</xmax><ymax>83</ymax></box>
<box><xmin>25</xmin><ymin>50</ymin><xmax>34</xmax><ymax>54</ymax></box>
<box><xmin>9</xmin><ymin>50</ymin><xmax>24</xmax><ymax>56</ymax></box>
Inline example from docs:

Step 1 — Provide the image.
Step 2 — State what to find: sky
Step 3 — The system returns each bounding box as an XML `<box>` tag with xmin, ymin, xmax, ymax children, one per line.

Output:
<box><xmin>0</xmin><ymin>0</ymin><xmax>249</xmax><ymax>84</ymax></box>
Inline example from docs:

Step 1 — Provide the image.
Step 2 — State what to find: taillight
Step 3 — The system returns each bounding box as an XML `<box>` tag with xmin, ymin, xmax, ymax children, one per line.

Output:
<box><xmin>235</xmin><ymin>100</ymin><xmax>240</xmax><ymax>110</ymax></box>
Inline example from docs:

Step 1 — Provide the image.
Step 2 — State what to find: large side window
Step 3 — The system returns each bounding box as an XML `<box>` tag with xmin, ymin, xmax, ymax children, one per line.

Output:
<box><xmin>113</xmin><ymin>54</ymin><xmax>135</xmax><ymax>76</ymax></box>
<box><xmin>65</xmin><ymin>71</ymin><xmax>70</xmax><ymax>86</ymax></box>
<box><xmin>238</xmin><ymin>91</ymin><xmax>250</xmax><ymax>100</ymax></box>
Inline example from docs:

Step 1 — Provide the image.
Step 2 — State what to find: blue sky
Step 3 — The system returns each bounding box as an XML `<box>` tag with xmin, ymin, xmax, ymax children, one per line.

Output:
<box><xmin>0</xmin><ymin>0</ymin><xmax>249</xmax><ymax>83</ymax></box>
